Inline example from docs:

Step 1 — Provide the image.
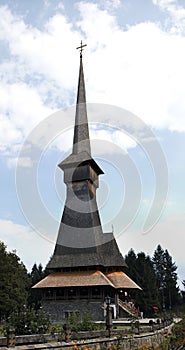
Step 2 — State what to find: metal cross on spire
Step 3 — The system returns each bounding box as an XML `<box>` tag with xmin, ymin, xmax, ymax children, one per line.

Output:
<box><xmin>76</xmin><ymin>40</ymin><xmax>87</xmax><ymax>57</ymax></box>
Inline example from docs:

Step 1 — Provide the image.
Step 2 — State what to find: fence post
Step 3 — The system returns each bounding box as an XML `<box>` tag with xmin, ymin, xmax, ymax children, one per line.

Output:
<box><xmin>63</xmin><ymin>323</ymin><xmax>71</xmax><ymax>342</ymax></box>
<box><xmin>6</xmin><ymin>326</ymin><xmax>15</xmax><ymax>347</ymax></box>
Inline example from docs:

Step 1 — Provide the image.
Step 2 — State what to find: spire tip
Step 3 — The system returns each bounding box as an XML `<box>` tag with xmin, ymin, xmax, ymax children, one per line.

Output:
<box><xmin>76</xmin><ymin>40</ymin><xmax>87</xmax><ymax>57</ymax></box>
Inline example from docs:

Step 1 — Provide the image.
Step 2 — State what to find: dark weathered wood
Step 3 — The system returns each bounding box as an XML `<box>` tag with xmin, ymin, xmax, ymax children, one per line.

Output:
<box><xmin>32</xmin><ymin>47</ymin><xmax>140</xmax><ymax>323</ymax></box>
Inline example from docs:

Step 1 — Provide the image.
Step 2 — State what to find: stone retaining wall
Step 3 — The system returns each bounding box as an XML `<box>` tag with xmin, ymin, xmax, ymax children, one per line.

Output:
<box><xmin>0</xmin><ymin>333</ymin><xmax>168</xmax><ymax>350</ymax></box>
<box><xmin>0</xmin><ymin>324</ymin><xmax>166</xmax><ymax>347</ymax></box>
<box><xmin>0</xmin><ymin>325</ymin><xmax>171</xmax><ymax>349</ymax></box>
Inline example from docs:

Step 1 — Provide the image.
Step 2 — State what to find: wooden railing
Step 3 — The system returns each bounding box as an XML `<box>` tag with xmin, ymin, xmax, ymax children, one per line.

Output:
<box><xmin>118</xmin><ymin>299</ymin><xmax>137</xmax><ymax>316</ymax></box>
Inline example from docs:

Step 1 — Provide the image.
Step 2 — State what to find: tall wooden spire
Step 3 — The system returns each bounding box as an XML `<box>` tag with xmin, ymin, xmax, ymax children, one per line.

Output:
<box><xmin>73</xmin><ymin>47</ymin><xmax>91</xmax><ymax>155</ymax></box>
<box><xmin>47</xmin><ymin>43</ymin><xmax>126</xmax><ymax>271</ymax></box>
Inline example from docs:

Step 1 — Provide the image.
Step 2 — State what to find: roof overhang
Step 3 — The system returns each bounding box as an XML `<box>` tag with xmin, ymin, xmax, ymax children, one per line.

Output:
<box><xmin>32</xmin><ymin>270</ymin><xmax>141</xmax><ymax>290</ymax></box>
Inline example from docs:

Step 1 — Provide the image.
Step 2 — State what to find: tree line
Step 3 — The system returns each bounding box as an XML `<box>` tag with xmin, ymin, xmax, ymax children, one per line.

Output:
<box><xmin>124</xmin><ymin>245</ymin><xmax>183</xmax><ymax>316</ymax></box>
<box><xmin>0</xmin><ymin>240</ymin><xmax>184</xmax><ymax>323</ymax></box>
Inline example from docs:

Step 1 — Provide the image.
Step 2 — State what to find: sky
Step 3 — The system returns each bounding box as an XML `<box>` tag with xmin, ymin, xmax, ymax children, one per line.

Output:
<box><xmin>0</xmin><ymin>0</ymin><xmax>185</xmax><ymax>287</ymax></box>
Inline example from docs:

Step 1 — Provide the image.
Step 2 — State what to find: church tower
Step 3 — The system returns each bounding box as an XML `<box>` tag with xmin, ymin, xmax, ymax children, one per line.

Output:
<box><xmin>33</xmin><ymin>43</ymin><xmax>140</xmax><ymax>322</ymax></box>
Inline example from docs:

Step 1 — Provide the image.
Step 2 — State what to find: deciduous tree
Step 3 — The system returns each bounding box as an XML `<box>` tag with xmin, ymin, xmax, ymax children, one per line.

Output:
<box><xmin>0</xmin><ymin>242</ymin><xmax>29</xmax><ymax>320</ymax></box>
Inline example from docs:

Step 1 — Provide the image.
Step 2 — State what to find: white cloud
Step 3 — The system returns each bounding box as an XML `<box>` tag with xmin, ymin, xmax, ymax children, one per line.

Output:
<box><xmin>118</xmin><ymin>214</ymin><xmax>185</xmax><ymax>286</ymax></box>
<box><xmin>153</xmin><ymin>0</ymin><xmax>185</xmax><ymax>33</ymax></box>
<box><xmin>0</xmin><ymin>114</ymin><xmax>22</xmax><ymax>152</ymax></box>
<box><xmin>77</xmin><ymin>2</ymin><xmax>119</xmax><ymax>48</ymax></box>
<box><xmin>90</xmin><ymin>126</ymin><xmax>136</xmax><ymax>155</ymax></box>
<box><xmin>0</xmin><ymin>82</ymin><xmax>53</xmax><ymax>157</ymax></box>
<box><xmin>0</xmin><ymin>2</ymin><xmax>185</xmax><ymax>166</ymax></box>
<box><xmin>7</xmin><ymin>157</ymin><xmax>33</xmax><ymax>169</ymax></box>
<box><xmin>0</xmin><ymin>6</ymin><xmax>79</xmax><ymax>90</ymax></box>
<box><xmin>102</xmin><ymin>0</ymin><xmax>121</xmax><ymax>9</ymax></box>
<box><xmin>79</xmin><ymin>6</ymin><xmax>185</xmax><ymax>132</ymax></box>
<box><xmin>98</xmin><ymin>0</ymin><xmax>121</xmax><ymax>10</ymax></box>
<box><xmin>0</xmin><ymin>218</ymin><xmax>53</xmax><ymax>270</ymax></box>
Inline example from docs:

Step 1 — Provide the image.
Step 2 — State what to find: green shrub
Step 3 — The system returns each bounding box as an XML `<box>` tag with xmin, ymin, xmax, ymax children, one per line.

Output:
<box><xmin>80</xmin><ymin>313</ymin><xmax>96</xmax><ymax>331</ymax></box>
<box><xmin>169</xmin><ymin>317</ymin><xmax>185</xmax><ymax>348</ymax></box>
<box><xmin>4</xmin><ymin>305</ymin><xmax>50</xmax><ymax>335</ymax></box>
<box><xmin>68</xmin><ymin>312</ymin><xmax>97</xmax><ymax>332</ymax></box>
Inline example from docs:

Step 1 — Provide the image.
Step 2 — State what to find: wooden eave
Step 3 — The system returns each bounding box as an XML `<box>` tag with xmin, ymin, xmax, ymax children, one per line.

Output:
<box><xmin>105</xmin><ymin>271</ymin><xmax>142</xmax><ymax>290</ymax></box>
<box><xmin>32</xmin><ymin>270</ymin><xmax>141</xmax><ymax>290</ymax></box>
<box><xmin>32</xmin><ymin>270</ymin><xmax>114</xmax><ymax>289</ymax></box>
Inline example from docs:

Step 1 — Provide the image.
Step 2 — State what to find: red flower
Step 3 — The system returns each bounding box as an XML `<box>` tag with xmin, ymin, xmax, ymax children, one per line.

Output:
<box><xmin>153</xmin><ymin>306</ymin><xmax>159</xmax><ymax>310</ymax></box>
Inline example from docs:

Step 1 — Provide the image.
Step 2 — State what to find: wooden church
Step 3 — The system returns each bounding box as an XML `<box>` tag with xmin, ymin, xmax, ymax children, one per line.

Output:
<box><xmin>33</xmin><ymin>43</ymin><xmax>141</xmax><ymax>322</ymax></box>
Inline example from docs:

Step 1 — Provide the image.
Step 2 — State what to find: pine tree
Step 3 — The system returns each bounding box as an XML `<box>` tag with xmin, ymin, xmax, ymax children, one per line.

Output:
<box><xmin>29</xmin><ymin>263</ymin><xmax>46</xmax><ymax>285</ymax></box>
<box><xmin>125</xmin><ymin>250</ymin><xmax>159</xmax><ymax>316</ymax></box>
<box><xmin>182</xmin><ymin>280</ymin><xmax>185</xmax><ymax>304</ymax></box>
<box><xmin>152</xmin><ymin>245</ymin><xmax>180</xmax><ymax>310</ymax></box>
<box><xmin>125</xmin><ymin>249</ymin><xmax>137</xmax><ymax>280</ymax></box>
<box><xmin>134</xmin><ymin>252</ymin><xmax>159</xmax><ymax>316</ymax></box>
<box><xmin>163</xmin><ymin>249</ymin><xmax>180</xmax><ymax>308</ymax></box>
<box><xmin>152</xmin><ymin>244</ymin><xmax>166</xmax><ymax>309</ymax></box>
<box><xmin>28</xmin><ymin>263</ymin><xmax>47</xmax><ymax>308</ymax></box>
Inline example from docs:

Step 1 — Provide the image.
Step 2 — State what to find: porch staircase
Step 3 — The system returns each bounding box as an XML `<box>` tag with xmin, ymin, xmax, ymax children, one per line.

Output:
<box><xmin>118</xmin><ymin>299</ymin><xmax>137</xmax><ymax>317</ymax></box>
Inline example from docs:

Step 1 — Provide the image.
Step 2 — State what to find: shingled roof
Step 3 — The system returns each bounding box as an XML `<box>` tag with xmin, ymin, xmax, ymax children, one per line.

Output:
<box><xmin>33</xmin><ymin>270</ymin><xmax>140</xmax><ymax>290</ymax></box>
<box><xmin>105</xmin><ymin>271</ymin><xmax>142</xmax><ymax>290</ymax></box>
<box><xmin>33</xmin><ymin>270</ymin><xmax>114</xmax><ymax>289</ymax></box>
<box><xmin>47</xmin><ymin>235</ymin><xmax>127</xmax><ymax>270</ymax></box>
